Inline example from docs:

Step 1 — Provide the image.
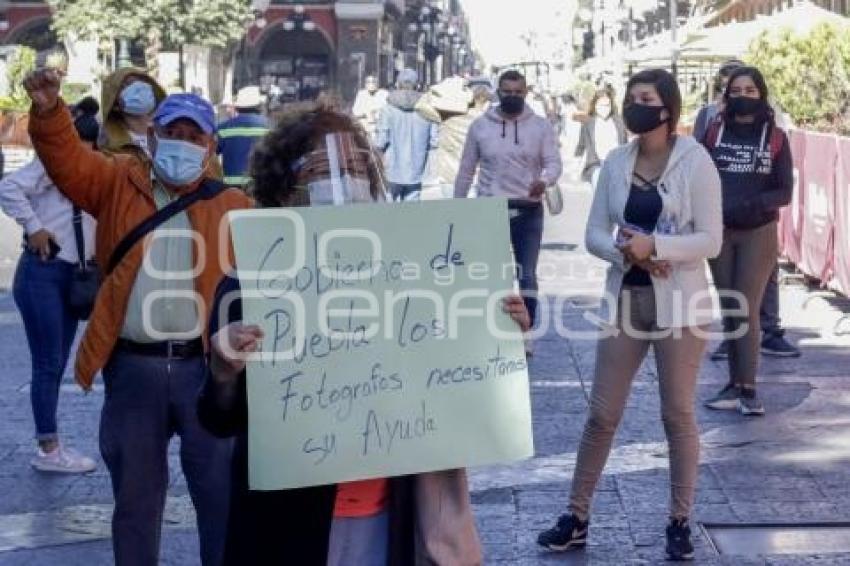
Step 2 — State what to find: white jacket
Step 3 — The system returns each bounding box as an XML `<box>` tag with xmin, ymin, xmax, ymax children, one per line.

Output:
<box><xmin>454</xmin><ymin>106</ymin><xmax>562</xmax><ymax>200</ymax></box>
<box><xmin>0</xmin><ymin>158</ymin><xmax>96</xmax><ymax>264</ymax></box>
<box><xmin>586</xmin><ymin>135</ymin><xmax>723</xmax><ymax>329</ymax></box>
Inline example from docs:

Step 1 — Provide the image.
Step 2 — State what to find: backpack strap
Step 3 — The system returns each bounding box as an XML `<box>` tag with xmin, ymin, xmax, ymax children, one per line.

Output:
<box><xmin>768</xmin><ymin>124</ymin><xmax>785</xmax><ymax>160</ymax></box>
<box><xmin>702</xmin><ymin>116</ymin><xmax>724</xmax><ymax>150</ymax></box>
<box><xmin>106</xmin><ymin>178</ymin><xmax>227</xmax><ymax>276</ymax></box>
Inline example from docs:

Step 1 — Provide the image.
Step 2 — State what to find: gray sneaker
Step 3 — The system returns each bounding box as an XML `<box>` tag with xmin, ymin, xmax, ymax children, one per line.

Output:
<box><xmin>704</xmin><ymin>384</ymin><xmax>740</xmax><ymax>410</ymax></box>
<box><xmin>738</xmin><ymin>390</ymin><xmax>765</xmax><ymax>416</ymax></box>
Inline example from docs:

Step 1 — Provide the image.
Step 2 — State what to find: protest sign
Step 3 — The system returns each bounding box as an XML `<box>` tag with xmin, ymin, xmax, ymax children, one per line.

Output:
<box><xmin>229</xmin><ymin>198</ymin><xmax>534</xmax><ymax>490</ymax></box>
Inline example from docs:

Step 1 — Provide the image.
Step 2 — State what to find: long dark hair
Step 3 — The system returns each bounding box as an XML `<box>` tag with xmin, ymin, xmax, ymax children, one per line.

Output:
<box><xmin>722</xmin><ymin>66</ymin><xmax>775</xmax><ymax>123</ymax></box>
<box><xmin>589</xmin><ymin>87</ymin><xmax>618</xmax><ymax>118</ymax></box>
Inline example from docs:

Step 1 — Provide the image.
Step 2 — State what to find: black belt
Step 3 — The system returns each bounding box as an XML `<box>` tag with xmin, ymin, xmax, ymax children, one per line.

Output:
<box><xmin>507</xmin><ymin>198</ymin><xmax>543</xmax><ymax>210</ymax></box>
<box><xmin>115</xmin><ymin>338</ymin><xmax>204</xmax><ymax>359</ymax></box>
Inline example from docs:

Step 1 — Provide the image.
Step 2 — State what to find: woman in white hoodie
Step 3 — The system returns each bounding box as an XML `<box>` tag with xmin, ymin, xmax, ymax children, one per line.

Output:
<box><xmin>537</xmin><ymin>69</ymin><xmax>722</xmax><ymax>561</ymax></box>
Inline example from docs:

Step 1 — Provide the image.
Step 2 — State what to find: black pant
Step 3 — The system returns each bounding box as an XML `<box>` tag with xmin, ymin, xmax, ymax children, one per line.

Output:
<box><xmin>100</xmin><ymin>350</ymin><xmax>233</xmax><ymax>566</ymax></box>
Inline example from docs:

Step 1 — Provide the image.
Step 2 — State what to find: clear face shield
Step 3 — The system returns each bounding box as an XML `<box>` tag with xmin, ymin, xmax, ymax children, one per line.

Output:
<box><xmin>291</xmin><ymin>133</ymin><xmax>385</xmax><ymax>206</ymax></box>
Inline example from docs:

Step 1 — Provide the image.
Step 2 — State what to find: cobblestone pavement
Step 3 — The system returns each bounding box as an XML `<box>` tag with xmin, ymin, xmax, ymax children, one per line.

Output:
<box><xmin>1</xmin><ymin>173</ymin><xmax>850</xmax><ymax>564</ymax></box>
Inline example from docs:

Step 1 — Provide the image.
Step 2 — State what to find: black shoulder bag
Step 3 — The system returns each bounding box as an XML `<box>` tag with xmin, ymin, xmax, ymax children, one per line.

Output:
<box><xmin>106</xmin><ymin>178</ymin><xmax>228</xmax><ymax>276</ymax></box>
<box><xmin>67</xmin><ymin>179</ymin><xmax>228</xmax><ymax>320</ymax></box>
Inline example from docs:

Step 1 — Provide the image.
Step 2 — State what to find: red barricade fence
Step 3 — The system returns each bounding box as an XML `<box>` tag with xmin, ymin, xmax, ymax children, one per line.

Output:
<box><xmin>780</xmin><ymin>130</ymin><xmax>808</xmax><ymax>266</ymax></box>
<box><xmin>835</xmin><ymin>138</ymin><xmax>850</xmax><ymax>297</ymax></box>
<box><xmin>780</xmin><ymin>129</ymin><xmax>849</xmax><ymax>297</ymax></box>
<box><xmin>798</xmin><ymin>133</ymin><xmax>837</xmax><ymax>283</ymax></box>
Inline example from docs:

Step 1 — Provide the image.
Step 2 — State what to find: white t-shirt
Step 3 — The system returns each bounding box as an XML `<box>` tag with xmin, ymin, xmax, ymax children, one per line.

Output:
<box><xmin>129</xmin><ymin>131</ymin><xmax>150</xmax><ymax>156</ymax></box>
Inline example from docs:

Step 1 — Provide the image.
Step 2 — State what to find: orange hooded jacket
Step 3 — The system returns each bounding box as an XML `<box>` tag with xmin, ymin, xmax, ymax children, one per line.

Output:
<box><xmin>29</xmin><ymin>101</ymin><xmax>252</xmax><ymax>390</ymax></box>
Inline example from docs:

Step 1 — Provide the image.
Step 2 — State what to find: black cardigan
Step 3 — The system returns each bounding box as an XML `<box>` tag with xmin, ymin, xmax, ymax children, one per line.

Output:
<box><xmin>197</xmin><ymin>275</ymin><xmax>415</xmax><ymax>566</ymax></box>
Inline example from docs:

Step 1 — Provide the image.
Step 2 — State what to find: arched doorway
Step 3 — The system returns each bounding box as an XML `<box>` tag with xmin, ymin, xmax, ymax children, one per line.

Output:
<box><xmin>253</xmin><ymin>24</ymin><xmax>335</xmax><ymax>102</ymax></box>
<box><xmin>7</xmin><ymin>18</ymin><xmax>61</xmax><ymax>59</ymax></box>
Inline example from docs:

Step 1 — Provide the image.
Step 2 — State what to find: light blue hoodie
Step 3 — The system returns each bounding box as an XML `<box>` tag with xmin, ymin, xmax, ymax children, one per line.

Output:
<box><xmin>375</xmin><ymin>89</ymin><xmax>439</xmax><ymax>185</ymax></box>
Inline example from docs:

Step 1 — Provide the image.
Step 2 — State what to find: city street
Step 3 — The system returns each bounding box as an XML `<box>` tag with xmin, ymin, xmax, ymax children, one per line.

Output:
<box><xmin>1</xmin><ymin>172</ymin><xmax>850</xmax><ymax>564</ymax></box>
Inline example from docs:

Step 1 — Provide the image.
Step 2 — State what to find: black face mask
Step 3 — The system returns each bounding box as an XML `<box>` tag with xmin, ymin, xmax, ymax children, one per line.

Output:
<box><xmin>498</xmin><ymin>94</ymin><xmax>525</xmax><ymax>116</ymax></box>
<box><xmin>727</xmin><ymin>96</ymin><xmax>767</xmax><ymax>118</ymax></box>
<box><xmin>623</xmin><ymin>103</ymin><xmax>668</xmax><ymax>134</ymax></box>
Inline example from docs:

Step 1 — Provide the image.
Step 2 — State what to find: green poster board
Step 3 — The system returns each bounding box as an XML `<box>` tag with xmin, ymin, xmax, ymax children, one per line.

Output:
<box><xmin>229</xmin><ymin>198</ymin><xmax>533</xmax><ymax>491</ymax></box>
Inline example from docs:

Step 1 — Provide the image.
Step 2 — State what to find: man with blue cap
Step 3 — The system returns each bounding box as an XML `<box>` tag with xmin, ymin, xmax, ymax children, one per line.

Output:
<box><xmin>24</xmin><ymin>68</ymin><xmax>251</xmax><ymax>566</ymax></box>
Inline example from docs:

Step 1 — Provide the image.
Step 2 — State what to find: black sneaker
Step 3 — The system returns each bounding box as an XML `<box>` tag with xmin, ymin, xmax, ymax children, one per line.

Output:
<box><xmin>761</xmin><ymin>333</ymin><xmax>801</xmax><ymax>358</ymax></box>
<box><xmin>537</xmin><ymin>513</ymin><xmax>589</xmax><ymax>552</ymax></box>
<box><xmin>666</xmin><ymin>517</ymin><xmax>695</xmax><ymax>561</ymax></box>
<box><xmin>704</xmin><ymin>383</ymin><xmax>740</xmax><ymax>411</ymax></box>
<box><xmin>710</xmin><ymin>340</ymin><xmax>730</xmax><ymax>361</ymax></box>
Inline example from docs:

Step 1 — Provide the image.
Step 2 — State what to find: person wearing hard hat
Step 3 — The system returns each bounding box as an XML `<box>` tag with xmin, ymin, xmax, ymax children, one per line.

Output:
<box><xmin>216</xmin><ymin>86</ymin><xmax>270</xmax><ymax>188</ymax></box>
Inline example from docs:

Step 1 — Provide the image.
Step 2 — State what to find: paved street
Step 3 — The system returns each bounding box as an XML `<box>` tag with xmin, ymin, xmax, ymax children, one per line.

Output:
<box><xmin>1</xmin><ymin>171</ymin><xmax>850</xmax><ymax>564</ymax></box>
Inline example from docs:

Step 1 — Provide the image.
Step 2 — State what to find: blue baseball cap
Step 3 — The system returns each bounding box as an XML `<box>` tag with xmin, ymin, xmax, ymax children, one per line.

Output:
<box><xmin>153</xmin><ymin>93</ymin><xmax>216</xmax><ymax>134</ymax></box>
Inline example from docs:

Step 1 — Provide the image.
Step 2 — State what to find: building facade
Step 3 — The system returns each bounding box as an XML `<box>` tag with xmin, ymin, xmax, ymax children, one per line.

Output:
<box><xmin>0</xmin><ymin>0</ymin><xmax>472</xmax><ymax>103</ymax></box>
<box><xmin>236</xmin><ymin>1</ymin><xmax>407</xmax><ymax>103</ymax></box>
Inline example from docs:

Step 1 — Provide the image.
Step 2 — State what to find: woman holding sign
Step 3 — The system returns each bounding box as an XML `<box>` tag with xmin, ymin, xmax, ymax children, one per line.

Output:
<box><xmin>536</xmin><ymin>69</ymin><xmax>722</xmax><ymax>561</ymax></box>
<box><xmin>198</xmin><ymin>103</ymin><xmax>532</xmax><ymax>566</ymax></box>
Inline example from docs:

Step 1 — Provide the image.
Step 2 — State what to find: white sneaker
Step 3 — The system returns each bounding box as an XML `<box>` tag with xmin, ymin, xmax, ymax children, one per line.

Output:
<box><xmin>31</xmin><ymin>445</ymin><xmax>97</xmax><ymax>474</ymax></box>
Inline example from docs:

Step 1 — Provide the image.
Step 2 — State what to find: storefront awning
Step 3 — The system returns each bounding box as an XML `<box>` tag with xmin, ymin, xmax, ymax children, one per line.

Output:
<box><xmin>680</xmin><ymin>2</ymin><xmax>849</xmax><ymax>60</ymax></box>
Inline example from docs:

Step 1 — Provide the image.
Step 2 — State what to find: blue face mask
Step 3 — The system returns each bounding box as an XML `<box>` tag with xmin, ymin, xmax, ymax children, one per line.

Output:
<box><xmin>120</xmin><ymin>81</ymin><xmax>157</xmax><ymax>116</ymax></box>
<box><xmin>152</xmin><ymin>136</ymin><xmax>208</xmax><ymax>186</ymax></box>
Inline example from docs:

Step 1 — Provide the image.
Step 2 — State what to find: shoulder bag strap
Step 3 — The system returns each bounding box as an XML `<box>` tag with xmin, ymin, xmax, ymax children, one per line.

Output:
<box><xmin>72</xmin><ymin>206</ymin><xmax>86</xmax><ymax>269</ymax></box>
<box><xmin>106</xmin><ymin>179</ymin><xmax>227</xmax><ymax>276</ymax></box>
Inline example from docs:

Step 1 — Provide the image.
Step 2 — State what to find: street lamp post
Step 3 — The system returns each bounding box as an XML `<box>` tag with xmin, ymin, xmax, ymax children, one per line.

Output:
<box><xmin>408</xmin><ymin>4</ymin><xmax>446</xmax><ymax>87</ymax></box>
<box><xmin>283</xmin><ymin>4</ymin><xmax>316</xmax><ymax>100</ymax></box>
<box><xmin>669</xmin><ymin>0</ymin><xmax>679</xmax><ymax>79</ymax></box>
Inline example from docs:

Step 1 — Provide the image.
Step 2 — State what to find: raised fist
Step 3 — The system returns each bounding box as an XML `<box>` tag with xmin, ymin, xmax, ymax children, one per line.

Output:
<box><xmin>23</xmin><ymin>68</ymin><xmax>62</xmax><ymax>113</ymax></box>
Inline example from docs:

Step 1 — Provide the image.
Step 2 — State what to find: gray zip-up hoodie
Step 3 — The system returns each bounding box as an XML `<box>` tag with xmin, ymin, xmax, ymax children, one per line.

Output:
<box><xmin>586</xmin><ymin>135</ymin><xmax>723</xmax><ymax>329</ymax></box>
<box><xmin>454</xmin><ymin>105</ymin><xmax>562</xmax><ymax>200</ymax></box>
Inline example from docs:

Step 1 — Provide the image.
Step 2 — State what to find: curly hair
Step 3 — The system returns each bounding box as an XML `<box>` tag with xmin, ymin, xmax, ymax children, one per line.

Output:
<box><xmin>249</xmin><ymin>100</ymin><xmax>384</xmax><ymax>208</ymax></box>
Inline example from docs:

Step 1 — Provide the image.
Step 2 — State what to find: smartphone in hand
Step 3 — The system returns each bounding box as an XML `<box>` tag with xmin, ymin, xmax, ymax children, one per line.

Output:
<box><xmin>615</xmin><ymin>223</ymin><xmax>649</xmax><ymax>246</ymax></box>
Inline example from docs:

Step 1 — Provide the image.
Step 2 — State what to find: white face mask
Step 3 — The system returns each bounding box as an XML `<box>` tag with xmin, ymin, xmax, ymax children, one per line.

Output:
<box><xmin>307</xmin><ymin>175</ymin><xmax>373</xmax><ymax>206</ymax></box>
<box><xmin>596</xmin><ymin>104</ymin><xmax>612</xmax><ymax>118</ymax></box>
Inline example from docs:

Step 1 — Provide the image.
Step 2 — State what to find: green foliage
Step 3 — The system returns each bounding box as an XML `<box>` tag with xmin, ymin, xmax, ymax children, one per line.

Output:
<box><xmin>61</xmin><ymin>83</ymin><xmax>94</xmax><ymax>103</ymax></box>
<box><xmin>747</xmin><ymin>23</ymin><xmax>850</xmax><ymax>135</ymax></box>
<box><xmin>0</xmin><ymin>46</ymin><xmax>37</xmax><ymax>112</ymax></box>
<box><xmin>49</xmin><ymin>0</ymin><xmax>252</xmax><ymax>48</ymax></box>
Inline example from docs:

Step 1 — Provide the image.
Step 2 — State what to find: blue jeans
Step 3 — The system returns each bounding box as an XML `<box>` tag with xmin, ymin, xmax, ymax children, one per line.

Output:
<box><xmin>389</xmin><ymin>183</ymin><xmax>422</xmax><ymax>202</ymax></box>
<box><xmin>510</xmin><ymin>204</ymin><xmax>545</xmax><ymax>327</ymax></box>
<box><xmin>13</xmin><ymin>251</ymin><xmax>79</xmax><ymax>442</ymax></box>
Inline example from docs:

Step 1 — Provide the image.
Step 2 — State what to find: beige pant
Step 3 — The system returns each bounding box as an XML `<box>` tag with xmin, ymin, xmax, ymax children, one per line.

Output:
<box><xmin>569</xmin><ymin>286</ymin><xmax>707</xmax><ymax>520</ymax></box>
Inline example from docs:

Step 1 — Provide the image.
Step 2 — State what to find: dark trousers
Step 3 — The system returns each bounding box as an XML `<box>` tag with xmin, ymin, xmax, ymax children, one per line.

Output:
<box><xmin>389</xmin><ymin>183</ymin><xmax>422</xmax><ymax>202</ymax></box>
<box><xmin>100</xmin><ymin>350</ymin><xmax>233</xmax><ymax>566</ymax></box>
<box><xmin>13</xmin><ymin>251</ymin><xmax>79</xmax><ymax>441</ymax></box>
<box><xmin>509</xmin><ymin>204</ymin><xmax>545</xmax><ymax>328</ymax></box>
<box><xmin>760</xmin><ymin>264</ymin><xmax>782</xmax><ymax>336</ymax></box>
